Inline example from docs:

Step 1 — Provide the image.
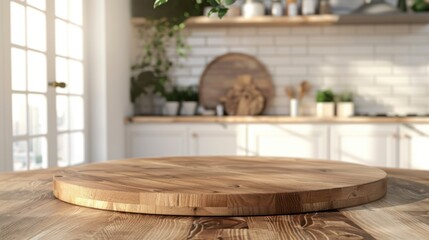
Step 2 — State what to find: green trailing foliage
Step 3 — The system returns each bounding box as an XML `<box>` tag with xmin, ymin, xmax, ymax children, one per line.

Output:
<box><xmin>154</xmin><ymin>0</ymin><xmax>236</xmax><ymax>18</ymax></box>
<box><xmin>164</xmin><ymin>87</ymin><xmax>182</xmax><ymax>102</ymax></box>
<box><xmin>316</xmin><ymin>89</ymin><xmax>335</xmax><ymax>103</ymax></box>
<box><xmin>337</xmin><ymin>92</ymin><xmax>353</xmax><ymax>102</ymax></box>
<box><xmin>181</xmin><ymin>85</ymin><xmax>199</xmax><ymax>102</ymax></box>
<box><xmin>130</xmin><ymin>19</ymin><xmax>189</xmax><ymax>103</ymax></box>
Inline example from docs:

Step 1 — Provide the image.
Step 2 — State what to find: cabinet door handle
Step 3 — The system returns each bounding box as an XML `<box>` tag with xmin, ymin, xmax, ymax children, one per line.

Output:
<box><xmin>192</xmin><ymin>133</ymin><xmax>198</xmax><ymax>138</ymax></box>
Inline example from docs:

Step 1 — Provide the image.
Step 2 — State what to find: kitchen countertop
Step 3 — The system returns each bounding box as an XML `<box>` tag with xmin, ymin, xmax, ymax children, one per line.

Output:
<box><xmin>129</xmin><ymin>116</ymin><xmax>429</xmax><ymax>124</ymax></box>
<box><xmin>0</xmin><ymin>165</ymin><xmax>428</xmax><ymax>239</ymax></box>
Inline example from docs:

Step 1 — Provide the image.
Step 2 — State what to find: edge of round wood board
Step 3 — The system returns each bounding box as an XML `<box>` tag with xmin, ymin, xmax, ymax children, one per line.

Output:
<box><xmin>53</xmin><ymin>157</ymin><xmax>387</xmax><ymax>216</ymax></box>
<box><xmin>199</xmin><ymin>53</ymin><xmax>274</xmax><ymax>110</ymax></box>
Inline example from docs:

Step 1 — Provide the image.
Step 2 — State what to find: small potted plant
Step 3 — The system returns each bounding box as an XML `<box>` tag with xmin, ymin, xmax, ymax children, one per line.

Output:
<box><xmin>316</xmin><ymin>89</ymin><xmax>335</xmax><ymax>117</ymax></box>
<box><xmin>164</xmin><ymin>87</ymin><xmax>181</xmax><ymax>116</ymax></box>
<box><xmin>337</xmin><ymin>92</ymin><xmax>354</xmax><ymax>118</ymax></box>
<box><xmin>180</xmin><ymin>85</ymin><xmax>199</xmax><ymax>116</ymax></box>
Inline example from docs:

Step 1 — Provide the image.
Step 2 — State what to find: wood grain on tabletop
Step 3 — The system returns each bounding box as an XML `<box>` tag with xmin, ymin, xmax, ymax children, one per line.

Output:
<box><xmin>53</xmin><ymin>157</ymin><xmax>387</xmax><ymax>216</ymax></box>
<box><xmin>199</xmin><ymin>53</ymin><xmax>274</xmax><ymax>110</ymax></box>
<box><xmin>0</xmin><ymin>159</ymin><xmax>427</xmax><ymax>239</ymax></box>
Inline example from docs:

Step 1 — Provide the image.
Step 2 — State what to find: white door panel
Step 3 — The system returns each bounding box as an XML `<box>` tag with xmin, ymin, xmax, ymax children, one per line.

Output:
<box><xmin>330</xmin><ymin>124</ymin><xmax>398</xmax><ymax>168</ymax></box>
<box><xmin>247</xmin><ymin>124</ymin><xmax>329</xmax><ymax>159</ymax></box>
<box><xmin>127</xmin><ymin>125</ymin><xmax>187</xmax><ymax>158</ymax></box>
<box><xmin>189</xmin><ymin>124</ymin><xmax>247</xmax><ymax>156</ymax></box>
<box><xmin>399</xmin><ymin>124</ymin><xmax>429</xmax><ymax>170</ymax></box>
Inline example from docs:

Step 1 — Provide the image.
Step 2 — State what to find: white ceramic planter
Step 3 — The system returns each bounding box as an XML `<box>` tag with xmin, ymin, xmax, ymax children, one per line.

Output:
<box><xmin>164</xmin><ymin>101</ymin><xmax>179</xmax><ymax>116</ymax></box>
<box><xmin>316</xmin><ymin>102</ymin><xmax>335</xmax><ymax>117</ymax></box>
<box><xmin>181</xmin><ymin>101</ymin><xmax>198</xmax><ymax>116</ymax></box>
<box><xmin>337</xmin><ymin>102</ymin><xmax>355</xmax><ymax>117</ymax></box>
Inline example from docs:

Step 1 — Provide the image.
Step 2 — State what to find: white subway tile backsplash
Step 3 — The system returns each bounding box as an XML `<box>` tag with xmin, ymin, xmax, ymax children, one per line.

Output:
<box><xmin>376</xmin><ymin>76</ymin><xmax>409</xmax><ymax>84</ymax></box>
<box><xmin>291</xmin><ymin>27</ymin><xmax>322</xmax><ymax>35</ymax></box>
<box><xmin>260</xmin><ymin>56</ymin><xmax>292</xmax><ymax>66</ymax></box>
<box><xmin>375</xmin><ymin>46</ymin><xmax>409</xmax><ymax>55</ymax></box>
<box><xmin>356</xmin><ymin>86</ymin><xmax>392</xmax><ymax>95</ymax></box>
<box><xmin>189</xmin><ymin>28</ymin><xmax>227</xmax><ymax>36</ymax></box>
<box><xmin>275</xmin><ymin>36</ymin><xmax>307</xmax><ymax>45</ymax></box>
<box><xmin>374</xmin><ymin>25</ymin><xmax>409</xmax><ymax>35</ymax></box>
<box><xmin>275</xmin><ymin>66</ymin><xmax>307</xmax><ymax>75</ymax></box>
<box><xmin>186</xmin><ymin>37</ymin><xmax>206</xmax><ymax>46</ymax></box>
<box><xmin>393</xmin><ymin>86</ymin><xmax>427</xmax><ymax>95</ymax></box>
<box><xmin>393</xmin><ymin>66</ymin><xmax>427</xmax><ymax>75</ymax></box>
<box><xmin>292</xmin><ymin>56</ymin><xmax>323</xmax><ymax>65</ymax></box>
<box><xmin>228</xmin><ymin>46</ymin><xmax>258</xmax><ymax>55</ymax></box>
<box><xmin>179</xmin><ymin>57</ymin><xmax>206</xmax><ymax>66</ymax></box>
<box><xmin>169</xmin><ymin>23</ymin><xmax>429</xmax><ymax>114</ymax></box>
<box><xmin>411</xmin><ymin>97</ymin><xmax>429</xmax><ymax>105</ymax></box>
<box><xmin>257</xmin><ymin>27</ymin><xmax>291</xmax><ymax>35</ymax></box>
<box><xmin>322</xmin><ymin>26</ymin><xmax>356</xmax><ymax>35</ymax></box>
<box><xmin>227</xmin><ymin>27</ymin><xmax>257</xmax><ymax>36</ymax></box>
<box><xmin>241</xmin><ymin>37</ymin><xmax>274</xmax><ymax>45</ymax></box>
<box><xmin>207</xmin><ymin>37</ymin><xmax>240</xmax><ymax>46</ymax></box>
<box><xmin>190</xmin><ymin>47</ymin><xmax>228</xmax><ymax>56</ymax></box>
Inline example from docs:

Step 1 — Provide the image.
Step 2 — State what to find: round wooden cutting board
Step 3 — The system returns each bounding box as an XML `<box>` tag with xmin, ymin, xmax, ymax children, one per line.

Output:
<box><xmin>53</xmin><ymin>157</ymin><xmax>387</xmax><ymax>216</ymax></box>
<box><xmin>199</xmin><ymin>53</ymin><xmax>274</xmax><ymax>110</ymax></box>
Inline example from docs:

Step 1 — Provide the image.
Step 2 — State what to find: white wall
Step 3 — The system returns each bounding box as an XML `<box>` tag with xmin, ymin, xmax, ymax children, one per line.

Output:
<box><xmin>173</xmin><ymin>24</ymin><xmax>429</xmax><ymax>115</ymax></box>
<box><xmin>88</xmin><ymin>0</ymin><xmax>131</xmax><ymax>162</ymax></box>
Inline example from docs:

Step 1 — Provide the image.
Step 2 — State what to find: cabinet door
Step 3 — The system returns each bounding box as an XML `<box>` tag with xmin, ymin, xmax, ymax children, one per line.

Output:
<box><xmin>189</xmin><ymin>124</ymin><xmax>247</xmax><ymax>156</ymax></box>
<box><xmin>330</xmin><ymin>124</ymin><xmax>398</xmax><ymax>168</ymax></box>
<box><xmin>126</xmin><ymin>124</ymin><xmax>187</xmax><ymax>158</ymax></box>
<box><xmin>399</xmin><ymin>124</ymin><xmax>429</xmax><ymax>170</ymax></box>
<box><xmin>247</xmin><ymin>124</ymin><xmax>329</xmax><ymax>159</ymax></box>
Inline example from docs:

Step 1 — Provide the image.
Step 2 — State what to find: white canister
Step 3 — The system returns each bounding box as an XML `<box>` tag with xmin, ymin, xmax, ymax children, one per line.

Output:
<box><xmin>242</xmin><ymin>0</ymin><xmax>265</xmax><ymax>18</ymax></box>
<box><xmin>316</xmin><ymin>102</ymin><xmax>335</xmax><ymax>117</ymax></box>
<box><xmin>288</xmin><ymin>2</ymin><xmax>298</xmax><ymax>16</ymax></box>
<box><xmin>181</xmin><ymin>101</ymin><xmax>198</xmax><ymax>116</ymax></box>
<box><xmin>290</xmin><ymin>99</ymin><xmax>299</xmax><ymax>117</ymax></box>
<box><xmin>271</xmin><ymin>1</ymin><xmax>283</xmax><ymax>16</ymax></box>
<box><xmin>164</xmin><ymin>101</ymin><xmax>179</xmax><ymax>116</ymax></box>
<box><xmin>302</xmin><ymin>0</ymin><xmax>317</xmax><ymax>15</ymax></box>
<box><xmin>337</xmin><ymin>102</ymin><xmax>355</xmax><ymax>118</ymax></box>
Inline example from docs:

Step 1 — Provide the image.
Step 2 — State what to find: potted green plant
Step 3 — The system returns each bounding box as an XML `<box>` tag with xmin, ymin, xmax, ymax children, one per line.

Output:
<box><xmin>130</xmin><ymin>18</ymin><xmax>188</xmax><ymax>115</ymax></box>
<box><xmin>180</xmin><ymin>85</ymin><xmax>199</xmax><ymax>116</ymax></box>
<box><xmin>316</xmin><ymin>89</ymin><xmax>335</xmax><ymax>117</ymax></box>
<box><xmin>337</xmin><ymin>92</ymin><xmax>354</xmax><ymax>118</ymax></box>
<box><xmin>164</xmin><ymin>87</ymin><xmax>181</xmax><ymax>116</ymax></box>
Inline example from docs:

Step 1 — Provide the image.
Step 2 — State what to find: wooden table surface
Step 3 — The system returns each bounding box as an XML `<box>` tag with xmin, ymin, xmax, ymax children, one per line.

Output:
<box><xmin>0</xmin><ymin>165</ymin><xmax>428</xmax><ymax>239</ymax></box>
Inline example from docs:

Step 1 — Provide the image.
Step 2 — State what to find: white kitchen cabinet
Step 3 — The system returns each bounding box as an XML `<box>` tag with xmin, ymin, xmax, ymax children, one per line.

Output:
<box><xmin>188</xmin><ymin>124</ymin><xmax>247</xmax><ymax>156</ymax></box>
<box><xmin>399</xmin><ymin>124</ymin><xmax>429</xmax><ymax>170</ymax></box>
<box><xmin>247</xmin><ymin>124</ymin><xmax>329</xmax><ymax>159</ymax></box>
<box><xmin>330</xmin><ymin>124</ymin><xmax>398</xmax><ymax>168</ymax></box>
<box><xmin>127</xmin><ymin>124</ymin><xmax>188</xmax><ymax>158</ymax></box>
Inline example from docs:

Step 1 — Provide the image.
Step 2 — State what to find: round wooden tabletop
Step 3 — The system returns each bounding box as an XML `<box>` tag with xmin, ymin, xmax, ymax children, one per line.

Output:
<box><xmin>53</xmin><ymin>157</ymin><xmax>387</xmax><ymax>216</ymax></box>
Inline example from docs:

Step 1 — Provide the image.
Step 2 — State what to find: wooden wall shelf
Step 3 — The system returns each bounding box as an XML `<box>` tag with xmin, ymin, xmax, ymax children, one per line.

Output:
<box><xmin>132</xmin><ymin>14</ymin><xmax>429</xmax><ymax>27</ymax></box>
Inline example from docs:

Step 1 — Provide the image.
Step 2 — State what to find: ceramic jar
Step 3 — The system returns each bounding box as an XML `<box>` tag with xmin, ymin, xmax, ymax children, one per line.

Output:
<box><xmin>316</xmin><ymin>102</ymin><xmax>335</xmax><ymax>117</ymax></box>
<box><xmin>337</xmin><ymin>102</ymin><xmax>355</xmax><ymax>117</ymax></box>
<box><xmin>242</xmin><ymin>0</ymin><xmax>265</xmax><ymax>18</ymax></box>
<box><xmin>181</xmin><ymin>101</ymin><xmax>198</xmax><ymax>116</ymax></box>
<box><xmin>164</xmin><ymin>102</ymin><xmax>179</xmax><ymax>116</ymax></box>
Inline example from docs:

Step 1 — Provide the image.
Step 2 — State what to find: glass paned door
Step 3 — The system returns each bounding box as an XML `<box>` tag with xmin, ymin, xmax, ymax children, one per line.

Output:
<box><xmin>9</xmin><ymin>0</ymin><xmax>86</xmax><ymax>171</ymax></box>
<box><xmin>54</xmin><ymin>0</ymin><xmax>85</xmax><ymax>167</ymax></box>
